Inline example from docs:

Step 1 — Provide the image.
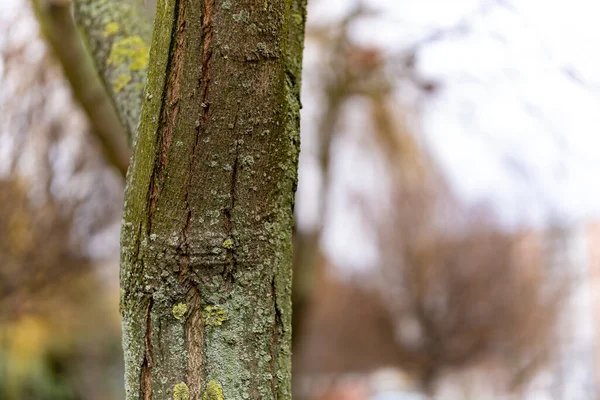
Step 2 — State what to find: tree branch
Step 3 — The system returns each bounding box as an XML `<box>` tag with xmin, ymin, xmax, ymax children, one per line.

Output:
<box><xmin>33</xmin><ymin>0</ymin><xmax>131</xmax><ymax>177</ymax></box>
<box><xmin>73</xmin><ymin>0</ymin><xmax>152</xmax><ymax>144</ymax></box>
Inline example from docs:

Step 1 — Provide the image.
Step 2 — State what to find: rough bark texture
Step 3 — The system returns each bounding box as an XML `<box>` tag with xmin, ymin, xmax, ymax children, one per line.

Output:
<box><xmin>74</xmin><ymin>0</ymin><xmax>153</xmax><ymax>143</ymax></box>
<box><xmin>34</xmin><ymin>0</ymin><xmax>131</xmax><ymax>176</ymax></box>
<box><xmin>119</xmin><ymin>0</ymin><xmax>306</xmax><ymax>399</ymax></box>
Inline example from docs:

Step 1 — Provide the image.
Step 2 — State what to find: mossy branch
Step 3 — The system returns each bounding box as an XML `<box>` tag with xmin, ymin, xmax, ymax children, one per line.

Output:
<box><xmin>73</xmin><ymin>0</ymin><xmax>153</xmax><ymax>144</ymax></box>
<box><xmin>33</xmin><ymin>0</ymin><xmax>131</xmax><ymax>177</ymax></box>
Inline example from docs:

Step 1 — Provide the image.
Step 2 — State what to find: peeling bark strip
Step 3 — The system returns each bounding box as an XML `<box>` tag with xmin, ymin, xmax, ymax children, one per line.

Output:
<box><xmin>120</xmin><ymin>0</ymin><xmax>307</xmax><ymax>399</ymax></box>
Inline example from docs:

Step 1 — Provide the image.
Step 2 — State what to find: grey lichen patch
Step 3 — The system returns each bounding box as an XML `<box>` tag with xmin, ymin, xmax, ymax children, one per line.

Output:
<box><xmin>221</xmin><ymin>0</ymin><xmax>231</xmax><ymax>10</ymax></box>
<box><xmin>173</xmin><ymin>382</ymin><xmax>190</xmax><ymax>400</ymax></box>
<box><xmin>107</xmin><ymin>35</ymin><xmax>149</xmax><ymax>71</ymax></box>
<box><xmin>246</xmin><ymin>23</ymin><xmax>258</xmax><ymax>34</ymax></box>
<box><xmin>172</xmin><ymin>302</ymin><xmax>188</xmax><ymax>320</ymax></box>
<box><xmin>204</xmin><ymin>305</ymin><xmax>227</xmax><ymax>326</ymax></box>
<box><xmin>241</xmin><ymin>155</ymin><xmax>254</xmax><ymax>167</ymax></box>
<box><xmin>222</xmin><ymin>238</ymin><xmax>234</xmax><ymax>249</ymax></box>
<box><xmin>202</xmin><ymin>381</ymin><xmax>224</xmax><ymax>400</ymax></box>
<box><xmin>232</xmin><ymin>9</ymin><xmax>249</xmax><ymax>22</ymax></box>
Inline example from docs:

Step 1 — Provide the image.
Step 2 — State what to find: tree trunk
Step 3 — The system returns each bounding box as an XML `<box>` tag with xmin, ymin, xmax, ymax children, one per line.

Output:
<box><xmin>119</xmin><ymin>1</ymin><xmax>306</xmax><ymax>399</ymax></box>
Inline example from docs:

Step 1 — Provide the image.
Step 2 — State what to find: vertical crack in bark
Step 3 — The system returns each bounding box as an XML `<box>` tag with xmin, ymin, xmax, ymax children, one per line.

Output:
<box><xmin>200</xmin><ymin>0</ymin><xmax>214</xmax><ymax>119</ymax></box>
<box><xmin>157</xmin><ymin>319</ymin><xmax>164</xmax><ymax>363</ymax></box>
<box><xmin>147</xmin><ymin>0</ymin><xmax>187</xmax><ymax>235</ymax></box>
<box><xmin>140</xmin><ymin>297</ymin><xmax>154</xmax><ymax>400</ymax></box>
<box><xmin>270</xmin><ymin>276</ymin><xmax>282</xmax><ymax>400</ymax></box>
<box><xmin>223</xmin><ymin>116</ymin><xmax>239</xmax><ymax>235</ymax></box>
<box><xmin>145</xmin><ymin>171</ymin><xmax>158</xmax><ymax>236</ymax></box>
<box><xmin>223</xmin><ymin>134</ymin><xmax>239</xmax><ymax>290</ymax></box>
<box><xmin>185</xmin><ymin>293</ymin><xmax>205</xmax><ymax>398</ymax></box>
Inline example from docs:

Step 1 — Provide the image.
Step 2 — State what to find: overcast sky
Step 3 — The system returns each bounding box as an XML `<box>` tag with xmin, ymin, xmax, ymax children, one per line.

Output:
<box><xmin>290</xmin><ymin>0</ymin><xmax>600</xmax><ymax>269</ymax></box>
<box><xmin>418</xmin><ymin>0</ymin><xmax>600</xmax><ymax>228</ymax></box>
<box><xmin>304</xmin><ymin>0</ymin><xmax>600</xmax><ymax>230</ymax></box>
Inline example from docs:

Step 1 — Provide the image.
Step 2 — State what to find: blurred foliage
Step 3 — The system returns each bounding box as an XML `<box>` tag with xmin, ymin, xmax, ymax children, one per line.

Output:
<box><xmin>1</xmin><ymin>317</ymin><xmax>74</xmax><ymax>399</ymax></box>
<box><xmin>0</xmin><ymin>178</ymin><xmax>124</xmax><ymax>400</ymax></box>
<box><xmin>0</xmin><ymin>178</ymin><xmax>83</xmax><ymax>318</ymax></box>
<box><xmin>379</xmin><ymin>222</ymin><xmax>565</xmax><ymax>393</ymax></box>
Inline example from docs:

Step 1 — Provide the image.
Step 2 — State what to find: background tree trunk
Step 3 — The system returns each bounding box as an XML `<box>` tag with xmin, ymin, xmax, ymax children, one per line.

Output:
<box><xmin>119</xmin><ymin>0</ymin><xmax>306</xmax><ymax>399</ymax></box>
<box><xmin>33</xmin><ymin>0</ymin><xmax>131</xmax><ymax>176</ymax></box>
<box><xmin>74</xmin><ymin>0</ymin><xmax>153</xmax><ymax>144</ymax></box>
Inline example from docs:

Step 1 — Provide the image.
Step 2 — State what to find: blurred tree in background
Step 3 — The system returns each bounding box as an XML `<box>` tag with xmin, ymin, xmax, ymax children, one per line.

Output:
<box><xmin>292</xmin><ymin>4</ymin><xmax>567</xmax><ymax>399</ymax></box>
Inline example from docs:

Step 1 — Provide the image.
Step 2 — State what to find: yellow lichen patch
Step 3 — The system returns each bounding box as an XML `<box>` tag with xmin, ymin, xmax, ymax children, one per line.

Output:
<box><xmin>292</xmin><ymin>13</ymin><xmax>303</xmax><ymax>25</ymax></box>
<box><xmin>172</xmin><ymin>302</ymin><xmax>188</xmax><ymax>320</ymax></box>
<box><xmin>104</xmin><ymin>22</ymin><xmax>119</xmax><ymax>37</ymax></box>
<box><xmin>173</xmin><ymin>382</ymin><xmax>190</xmax><ymax>400</ymax></box>
<box><xmin>222</xmin><ymin>238</ymin><xmax>234</xmax><ymax>249</ymax></box>
<box><xmin>113</xmin><ymin>73</ymin><xmax>132</xmax><ymax>92</ymax></box>
<box><xmin>204</xmin><ymin>305</ymin><xmax>226</xmax><ymax>326</ymax></box>
<box><xmin>107</xmin><ymin>35</ymin><xmax>149</xmax><ymax>72</ymax></box>
<box><xmin>202</xmin><ymin>381</ymin><xmax>224</xmax><ymax>400</ymax></box>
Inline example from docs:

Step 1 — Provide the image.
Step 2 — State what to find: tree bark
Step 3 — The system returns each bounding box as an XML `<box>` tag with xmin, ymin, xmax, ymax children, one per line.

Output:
<box><xmin>119</xmin><ymin>1</ymin><xmax>306</xmax><ymax>400</ymax></box>
<box><xmin>33</xmin><ymin>0</ymin><xmax>131</xmax><ymax>176</ymax></box>
<box><xmin>74</xmin><ymin>0</ymin><xmax>153</xmax><ymax>144</ymax></box>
